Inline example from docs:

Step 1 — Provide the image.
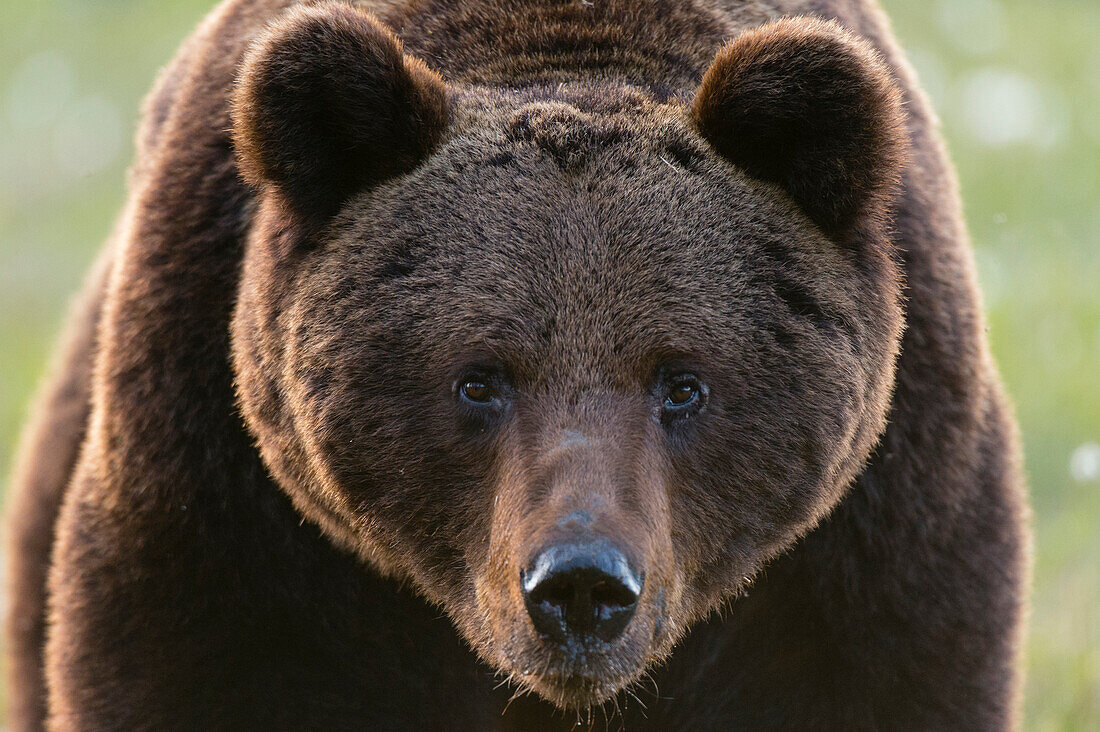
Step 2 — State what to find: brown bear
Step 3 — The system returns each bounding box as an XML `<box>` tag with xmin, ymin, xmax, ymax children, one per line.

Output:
<box><xmin>4</xmin><ymin>0</ymin><xmax>1029</xmax><ymax>729</ymax></box>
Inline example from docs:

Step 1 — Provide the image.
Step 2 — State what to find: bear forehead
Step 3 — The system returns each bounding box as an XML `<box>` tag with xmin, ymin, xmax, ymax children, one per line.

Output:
<box><xmin>318</xmin><ymin>85</ymin><xmax>833</xmax><ymax>374</ymax></box>
<box><xmin>507</xmin><ymin>103</ymin><xmax>630</xmax><ymax>165</ymax></box>
<box><xmin>447</xmin><ymin>83</ymin><xmax>693</xmax><ymax>167</ymax></box>
<box><xmin>332</xmin><ymin>96</ymin><xmax>813</xmax><ymax>314</ymax></box>
<box><xmin>325</xmin><ymin>180</ymin><xmax>792</xmax><ymax>385</ymax></box>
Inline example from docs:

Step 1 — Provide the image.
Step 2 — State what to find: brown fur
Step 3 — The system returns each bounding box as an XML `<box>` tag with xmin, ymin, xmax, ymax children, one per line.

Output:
<box><xmin>3</xmin><ymin>1</ymin><xmax>1028</xmax><ymax>729</ymax></box>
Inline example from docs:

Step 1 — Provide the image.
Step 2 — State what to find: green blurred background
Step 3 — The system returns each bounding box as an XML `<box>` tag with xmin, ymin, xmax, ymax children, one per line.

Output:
<box><xmin>0</xmin><ymin>0</ymin><xmax>1096</xmax><ymax>726</ymax></box>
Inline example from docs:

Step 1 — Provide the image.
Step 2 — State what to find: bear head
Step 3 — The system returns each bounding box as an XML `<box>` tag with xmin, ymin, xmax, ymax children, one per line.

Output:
<box><xmin>230</xmin><ymin>2</ymin><xmax>906</xmax><ymax>710</ymax></box>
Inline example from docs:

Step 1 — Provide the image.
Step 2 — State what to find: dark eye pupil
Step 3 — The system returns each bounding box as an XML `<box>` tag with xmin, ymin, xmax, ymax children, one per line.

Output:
<box><xmin>668</xmin><ymin>383</ymin><xmax>697</xmax><ymax>405</ymax></box>
<box><xmin>462</xmin><ymin>381</ymin><xmax>492</xmax><ymax>403</ymax></box>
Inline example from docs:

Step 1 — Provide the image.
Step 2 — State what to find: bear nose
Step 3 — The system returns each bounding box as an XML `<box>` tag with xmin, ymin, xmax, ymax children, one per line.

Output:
<box><xmin>521</xmin><ymin>543</ymin><xmax>642</xmax><ymax>644</ymax></box>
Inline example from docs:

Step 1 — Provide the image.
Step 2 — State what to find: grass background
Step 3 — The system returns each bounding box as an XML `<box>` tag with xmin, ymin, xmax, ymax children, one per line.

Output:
<box><xmin>0</xmin><ymin>0</ymin><xmax>1097</xmax><ymax>726</ymax></box>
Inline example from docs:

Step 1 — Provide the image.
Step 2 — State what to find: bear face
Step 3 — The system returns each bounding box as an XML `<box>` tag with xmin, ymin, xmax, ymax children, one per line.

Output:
<box><xmin>231</xmin><ymin>4</ymin><xmax>906</xmax><ymax>710</ymax></box>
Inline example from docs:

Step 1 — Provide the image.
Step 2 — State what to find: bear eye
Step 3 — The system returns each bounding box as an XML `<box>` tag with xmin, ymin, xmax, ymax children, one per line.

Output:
<box><xmin>663</xmin><ymin>374</ymin><xmax>704</xmax><ymax>411</ymax></box>
<box><xmin>667</xmin><ymin>382</ymin><xmax>698</xmax><ymax>406</ymax></box>
<box><xmin>460</xmin><ymin>380</ymin><xmax>494</xmax><ymax>404</ymax></box>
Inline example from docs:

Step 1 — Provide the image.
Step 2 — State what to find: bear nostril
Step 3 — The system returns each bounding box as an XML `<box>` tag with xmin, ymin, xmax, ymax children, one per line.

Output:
<box><xmin>591</xmin><ymin>579</ymin><xmax>639</xmax><ymax>612</ymax></box>
<box><xmin>522</xmin><ymin>543</ymin><xmax>642</xmax><ymax>645</ymax></box>
<box><xmin>527</xmin><ymin>574</ymin><xmax>575</xmax><ymax>622</ymax></box>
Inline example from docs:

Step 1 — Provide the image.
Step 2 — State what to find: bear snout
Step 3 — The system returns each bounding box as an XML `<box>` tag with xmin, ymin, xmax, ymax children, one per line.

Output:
<box><xmin>521</xmin><ymin>541</ymin><xmax>643</xmax><ymax>646</ymax></box>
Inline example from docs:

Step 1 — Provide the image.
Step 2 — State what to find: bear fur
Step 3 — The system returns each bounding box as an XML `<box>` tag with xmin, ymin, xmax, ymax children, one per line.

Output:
<box><xmin>4</xmin><ymin>0</ymin><xmax>1029</xmax><ymax>729</ymax></box>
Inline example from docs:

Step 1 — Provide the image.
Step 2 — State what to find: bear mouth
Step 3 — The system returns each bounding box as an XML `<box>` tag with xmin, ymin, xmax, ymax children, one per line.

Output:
<box><xmin>526</xmin><ymin>670</ymin><xmax>626</xmax><ymax>711</ymax></box>
<box><xmin>515</xmin><ymin>656</ymin><xmax>640</xmax><ymax>711</ymax></box>
<box><xmin>503</xmin><ymin>608</ymin><xmax>668</xmax><ymax>711</ymax></box>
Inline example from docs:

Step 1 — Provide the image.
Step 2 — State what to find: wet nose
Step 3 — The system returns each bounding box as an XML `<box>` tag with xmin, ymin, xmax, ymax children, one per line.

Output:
<box><xmin>521</xmin><ymin>543</ymin><xmax>642</xmax><ymax>644</ymax></box>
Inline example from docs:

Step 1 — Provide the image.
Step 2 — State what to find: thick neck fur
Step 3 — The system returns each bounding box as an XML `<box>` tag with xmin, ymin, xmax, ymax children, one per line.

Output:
<box><xmin>375</xmin><ymin>0</ymin><xmax>779</xmax><ymax>89</ymax></box>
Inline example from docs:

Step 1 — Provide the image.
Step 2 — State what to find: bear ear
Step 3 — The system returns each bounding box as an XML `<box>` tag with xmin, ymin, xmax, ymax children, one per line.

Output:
<box><xmin>231</xmin><ymin>3</ymin><xmax>448</xmax><ymax>220</ymax></box>
<box><xmin>692</xmin><ymin>17</ymin><xmax>907</xmax><ymax>237</ymax></box>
